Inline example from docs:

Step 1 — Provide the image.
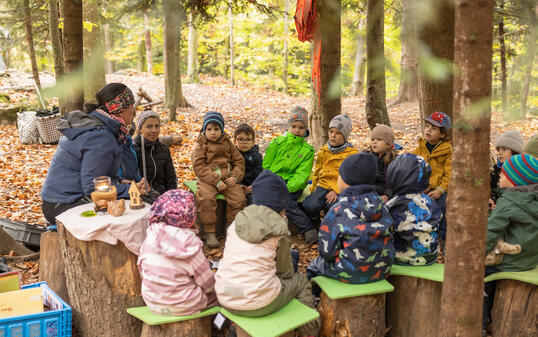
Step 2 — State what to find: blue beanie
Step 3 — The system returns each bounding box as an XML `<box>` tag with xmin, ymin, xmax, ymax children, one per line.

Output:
<box><xmin>339</xmin><ymin>153</ymin><xmax>378</xmax><ymax>186</ymax></box>
<box><xmin>202</xmin><ymin>111</ymin><xmax>225</xmax><ymax>132</ymax></box>
<box><xmin>251</xmin><ymin>170</ymin><xmax>289</xmax><ymax>212</ymax></box>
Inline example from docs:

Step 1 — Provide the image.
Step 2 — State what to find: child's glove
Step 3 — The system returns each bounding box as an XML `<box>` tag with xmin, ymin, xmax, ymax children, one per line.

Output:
<box><xmin>485</xmin><ymin>239</ymin><xmax>522</xmax><ymax>266</ymax></box>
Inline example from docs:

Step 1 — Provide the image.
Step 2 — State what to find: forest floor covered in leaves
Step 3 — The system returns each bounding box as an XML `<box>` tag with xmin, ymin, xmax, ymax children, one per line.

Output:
<box><xmin>1</xmin><ymin>72</ymin><xmax>536</xmax><ymax>282</ymax></box>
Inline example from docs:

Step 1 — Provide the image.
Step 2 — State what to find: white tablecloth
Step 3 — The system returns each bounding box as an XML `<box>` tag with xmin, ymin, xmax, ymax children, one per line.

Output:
<box><xmin>56</xmin><ymin>200</ymin><xmax>150</xmax><ymax>255</ymax></box>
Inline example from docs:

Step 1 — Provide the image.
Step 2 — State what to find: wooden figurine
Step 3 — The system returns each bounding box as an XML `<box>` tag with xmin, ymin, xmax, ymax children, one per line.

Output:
<box><xmin>129</xmin><ymin>181</ymin><xmax>145</xmax><ymax>210</ymax></box>
<box><xmin>108</xmin><ymin>199</ymin><xmax>126</xmax><ymax>217</ymax></box>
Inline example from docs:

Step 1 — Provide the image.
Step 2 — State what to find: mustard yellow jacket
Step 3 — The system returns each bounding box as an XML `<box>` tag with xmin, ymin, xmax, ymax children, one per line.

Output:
<box><xmin>310</xmin><ymin>145</ymin><xmax>358</xmax><ymax>193</ymax></box>
<box><xmin>413</xmin><ymin>137</ymin><xmax>452</xmax><ymax>193</ymax></box>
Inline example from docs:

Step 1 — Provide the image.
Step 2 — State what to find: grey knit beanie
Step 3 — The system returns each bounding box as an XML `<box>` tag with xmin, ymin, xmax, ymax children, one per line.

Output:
<box><xmin>495</xmin><ymin>130</ymin><xmax>524</xmax><ymax>154</ymax></box>
<box><xmin>137</xmin><ymin>110</ymin><xmax>160</xmax><ymax>131</ymax></box>
<box><xmin>329</xmin><ymin>114</ymin><xmax>352</xmax><ymax>140</ymax></box>
<box><xmin>523</xmin><ymin>134</ymin><xmax>538</xmax><ymax>158</ymax></box>
<box><xmin>371</xmin><ymin>124</ymin><xmax>395</xmax><ymax>146</ymax></box>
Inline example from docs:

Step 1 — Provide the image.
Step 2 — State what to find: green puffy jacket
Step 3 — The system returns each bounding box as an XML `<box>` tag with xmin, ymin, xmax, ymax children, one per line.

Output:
<box><xmin>262</xmin><ymin>132</ymin><xmax>315</xmax><ymax>193</ymax></box>
<box><xmin>486</xmin><ymin>184</ymin><xmax>538</xmax><ymax>272</ymax></box>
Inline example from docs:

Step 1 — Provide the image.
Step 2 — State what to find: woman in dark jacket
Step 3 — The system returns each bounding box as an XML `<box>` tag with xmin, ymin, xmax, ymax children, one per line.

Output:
<box><xmin>134</xmin><ymin>110</ymin><xmax>177</xmax><ymax>195</ymax></box>
<box><xmin>41</xmin><ymin>83</ymin><xmax>147</xmax><ymax>224</ymax></box>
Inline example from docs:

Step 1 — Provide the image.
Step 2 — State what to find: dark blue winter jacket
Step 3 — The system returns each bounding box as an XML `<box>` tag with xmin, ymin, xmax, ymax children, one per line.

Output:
<box><xmin>238</xmin><ymin>144</ymin><xmax>263</xmax><ymax>187</ymax></box>
<box><xmin>41</xmin><ymin>110</ymin><xmax>130</xmax><ymax>204</ymax></box>
<box><xmin>385</xmin><ymin>154</ymin><xmax>441</xmax><ymax>265</ymax></box>
<box><xmin>119</xmin><ymin>134</ymin><xmax>141</xmax><ymax>182</ymax></box>
<box><xmin>317</xmin><ymin>185</ymin><xmax>394</xmax><ymax>284</ymax></box>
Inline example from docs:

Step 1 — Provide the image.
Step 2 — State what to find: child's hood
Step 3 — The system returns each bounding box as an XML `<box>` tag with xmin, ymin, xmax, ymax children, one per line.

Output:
<box><xmin>501</xmin><ymin>184</ymin><xmax>538</xmax><ymax>217</ymax></box>
<box><xmin>234</xmin><ymin>205</ymin><xmax>290</xmax><ymax>243</ymax></box>
<box><xmin>387</xmin><ymin>154</ymin><xmax>430</xmax><ymax>195</ymax></box>
<box><xmin>144</xmin><ymin>223</ymin><xmax>203</xmax><ymax>259</ymax></box>
<box><xmin>339</xmin><ymin>185</ymin><xmax>385</xmax><ymax>221</ymax></box>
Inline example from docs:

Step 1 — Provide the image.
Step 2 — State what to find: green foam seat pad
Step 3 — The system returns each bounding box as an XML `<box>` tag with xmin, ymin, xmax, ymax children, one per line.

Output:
<box><xmin>183</xmin><ymin>180</ymin><xmax>226</xmax><ymax>200</ymax></box>
<box><xmin>220</xmin><ymin>299</ymin><xmax>319</xmax><ymax>337</ymax></box>
<box><xmin>127</xmin><ymin>306</ymin><xmax>221</xmax><ymax>325</ymax></box>
<box><xmin>389</xmin><ymin>263</ymin><xmax>445</xmax><ymax>283</ymax></box>
<box><xmin>312</xmin><ymin>276</ymin><xmax>394</xmax><ymax>300</ymax></box>
<box><xmin>484</xmin><ymin>266</ymin><xmax>538</xmax><ymax>285</ymax></box>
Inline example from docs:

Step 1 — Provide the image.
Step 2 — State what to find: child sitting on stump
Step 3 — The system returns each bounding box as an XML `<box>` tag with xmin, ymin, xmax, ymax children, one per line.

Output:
<box><xmin>364</xmin><ymin>124</ymin><xmax>398</xmax><ymax>202</ymax></box>
<box><xmin>263</xmin><ymin>106</ymin><xmax>315</xmax><ymax>243</ymax></box>
<box><xmin>234</xmin><ymin>123</ymin><xmax>263</xmax><ymax>205</ymax></box>
<box><xmin>192</xmin><ymin>111</ymin><xmax>247</xmax><ymax>248</ymax></box>
<box><xmin>302</xmin><ymin>114</ymin><xmax>358</xmax><ymax>241</ymax></box>
<box><xmin>385</xmin><ymin>154</ymin><xmax>441</xmax><ymax>266</ymax></box>
<box><xmin>307</xmin><ymin>153</ymin><xmax>394</xmax><ymax>284</ymax></box>
<box><xmin>215</xmin><ymin>170</ymin><xmax>320</xmax><ymax>336</ymax></box>
<box><xmin>138</xmin><ymin>190</ymin><xmax>218</xmax><ymax>316</ymax></box>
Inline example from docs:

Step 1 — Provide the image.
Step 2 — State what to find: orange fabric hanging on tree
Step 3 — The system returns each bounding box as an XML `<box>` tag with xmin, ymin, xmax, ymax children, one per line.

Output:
<box><xmin>295</xmin><ymin>0</ymin><xmax>321</xmax><ymax>105</ymax></box>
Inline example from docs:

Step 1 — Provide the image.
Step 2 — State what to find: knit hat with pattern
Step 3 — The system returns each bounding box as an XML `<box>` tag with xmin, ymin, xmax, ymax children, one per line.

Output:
<box><xmin>501</xmin><ymin>154</ymin><xmax>538</xmax><ymax>186</ymax></box>
<box><xmin>202</xmin><ymin>111</ymin><xmax>225</xmax><ymax>132</ymax></box>
<box><xmin>371</xmin><ymin>124</ymin><xmax>394</xmax><ymax>146</ymax></box>
<box><xmin>287</xmin><ymin>106</ymin><xmax>309</xmax><ymax>128</ymax></box>
<box><xmin>136</xmin><ymin>110</ymin><xmax>160</xmax><ymax>131</ymax></box>
<box><xmin>329</xmin><ymin>114</ymin><xmax>352</xmax><ymax>140</ymax></box>
<box><xmin>496</xmin><ymin>130</ymin><xmax>524</xmax><ymax>154</ymax></box>
<box><xmin>149</xmin><ymin>189</ymin><xmax>197</xmax><ymax>228</ymax></box>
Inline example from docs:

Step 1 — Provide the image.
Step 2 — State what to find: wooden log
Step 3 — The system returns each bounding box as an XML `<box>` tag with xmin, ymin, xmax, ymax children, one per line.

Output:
<box><xmin>491</xmin><ymin>279</ymin><xmax>536</xmax><ymax>337</ymax></box>
<box><xmin>140</xmin><ymin>317</ymin><xmax>212</xmax><ymax>337</ymax></box>
<box><xmin>319</xmin><ymin>290</ymin><xmax>385</xmax><ymax>337</ymax></box>
<box><xmin>38</xmin><ymin>231</ymin><xmax>69</xmax><ymax>303</ymax></box>
<box><xmin>385</xmin><ymin>275</ymin><xmax>442</xmax><ymax>337</ymax></box>
<box><xmin>57</xmin><ymin>221</ymin><xmax>144</xmax><ymax>337</ymax></box>
<box><xmin>235</xmin><ymin>326</ymin><xmax>293</xmax><ymax>337</ymax></box>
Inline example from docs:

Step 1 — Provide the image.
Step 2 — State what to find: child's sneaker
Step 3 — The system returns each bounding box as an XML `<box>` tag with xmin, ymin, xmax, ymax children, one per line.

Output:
<box><xmin>206</xmin><ymin>233</ymin><xmax>219</xmax><ymax>248</ymax></box>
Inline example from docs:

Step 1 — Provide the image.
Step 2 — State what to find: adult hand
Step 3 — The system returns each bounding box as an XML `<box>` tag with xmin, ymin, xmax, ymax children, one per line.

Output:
<box><xmin>325</xmin><ymin>191</ymin><xmax>338</xmax><ymax>203</ymax></box>
<box><xmin>136</xmin><ymin>178</ymin><xmax>149</xmax><ymax>194</ymax></box>
<box><xmin>224</xmin><ymin>177</ymin><xmax>236</xmax><ymax>186</ymax></box>
<box><xmin>488</xmin><ymin>198</ymin><xmax>496</xmax><ymax>210</ymax></box>
<box><xmin>245</xmin><ymin>185</ymin><xmax>252</xmax><ymax>194</ymax></box>
<box><xmin>217</xmin><ymin>182</ymin><xmax>227</xmax><ymax>192</ymax></box>
<box><xmin>427</xmin><ymin>189</ymin><xmax>442</xmax><ymax>200</ymax></box>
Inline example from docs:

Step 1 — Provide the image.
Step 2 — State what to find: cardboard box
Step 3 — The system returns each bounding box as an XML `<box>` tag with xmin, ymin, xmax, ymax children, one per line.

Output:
<box><xmin>0</xmin><ymin>287</ymin><xmax>43</xmax><ymax>318</ymax></box>
<box><xmin>0</xmin><ymin>271</ymin><xmax>22</xmax><ymax>293</ymax></box>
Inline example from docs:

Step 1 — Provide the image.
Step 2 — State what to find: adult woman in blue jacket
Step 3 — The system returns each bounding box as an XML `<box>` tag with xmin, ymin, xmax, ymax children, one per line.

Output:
<box><xmin>41</xmin><ymin>83</ymin><xmax>147</xmax><ymax>224</ymax></box>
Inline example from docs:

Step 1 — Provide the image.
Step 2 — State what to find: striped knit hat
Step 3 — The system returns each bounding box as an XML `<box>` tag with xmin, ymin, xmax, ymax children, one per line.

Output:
<box><xmin>501</xmin><ymin>154</ymin><xmax>538</xmax><ymax>186</ymax></box>
<box><xmin>202</xmin><ymin>111</ymin><xmax>224</xmax><ymax>132</ymax></box>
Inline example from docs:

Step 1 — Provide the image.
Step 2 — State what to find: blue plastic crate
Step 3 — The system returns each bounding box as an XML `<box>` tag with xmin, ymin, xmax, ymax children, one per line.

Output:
<box><xmin>0</xmin><ymin>282</ymin><xmax>71</xmax><ymax>337</ymax></box>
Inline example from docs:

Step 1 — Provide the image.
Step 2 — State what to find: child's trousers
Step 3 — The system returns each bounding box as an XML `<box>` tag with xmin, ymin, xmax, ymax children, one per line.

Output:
<box><xmin>301</xmin><ymin>187</ymin><xmax>335</xmax><ymax>230</ymax></box>
<box><xmin>196</xmin><ymin>180</ymin><xmax>246</xmax><ymax>233</ymax></box>
<box><xmin>437</xmin><ymin>193</ymin><xmax>448</xmax><ymax>240</ymax></box>
<box><xmin>225</xmin><ymin>272</ymin><xmax>320</xmax><ymax>336</ymax></box>
<box><xmin>286</xmin><ymin>190</ymin><xmax>313</xmax><ymax>234</ymax></box>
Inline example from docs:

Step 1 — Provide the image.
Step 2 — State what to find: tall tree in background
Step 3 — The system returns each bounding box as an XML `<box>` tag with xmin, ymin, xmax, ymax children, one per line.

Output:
<box><xmin>282</xmin><ymin>0</ymin><xmax>289</xmax><ymax>94</ymax></box>
<box><xmin>350</xmin><ymin>18</ymin><xmax>366</xmax><ymax>96</ymax></box>
<box><xmin>187</xmin><ymin>13</ymin><xmax>198</xmax><ymax>81</ymax></box>
<box><xmin>309</xmin><ymin>0</ymin><xmax>341</xmax><ymax>149</ymax></box>
<box><xmin>365</xmin><ymin>0</ymin><xmax>389</xmax><ymax>129</ymax></box>
<box><xmin>163</xmin><ymin>0</ymin><xmax>188</xmax><ymax>121</ymax></box>
<box><xmin>395</xmin><ymin>0</ymin><xmax>418</xmax><ymax>103</ymax></box>
<box><xmin>49</xmin><ymin>0</ymin><xmax>65</xmax><ymax>113</ymax></box>
<box><xmin>83</xmin><ymin>0</ymin><xmax>106</xmax><ymax>103</ymax></box>
<box><xmin>520</xmin><ymin>26</ymin><xmax>535</xmax><ymax>119</ymax></box>
<box><xmin>417</xmin><ymin>0</ymin><xmax>454</xmax><ymax>120</ymax></box>
<box><xmin>228</xmin><ymin>3</ymin><xmax>235</xmax><ymax>85</ymax></box>
<box><xmin>23</xmin><ymin>0</ymin><xmax>41</xmax><ymax>89</ymax></box>
<box><xmin>498</xmin><ymin>0</ymin><xmax>507</xmax><ymax>114</ymax></box>
<box><xmin>104</xmin><ymin>23</ymin><xmax>114</xmax><ymax>74</ymax></box>
<box><xmin>438</xmin><ymin>0</ymin><xmax>494</xmax><ymax>336</ymax></box>
<box><xmin>62</xmin><ymin>0</ymin><xmax>84</xmax><ymax>112</ymax></box>
<box><xmin>144</xmin><ymin>11</ymin><xmax>153</xmax><ymax>75</ymax></box>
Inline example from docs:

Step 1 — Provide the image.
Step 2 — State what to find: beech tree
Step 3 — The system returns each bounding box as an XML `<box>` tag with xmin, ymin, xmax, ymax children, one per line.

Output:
<box><xmin>23</xmin><ymin>0</ymin><xmax>41</xmax><ymax>89</ymax></box>
<box><xmin>350</xmin><ymin>18</ymin><xmax>366</xmax><ymax>96</ymax></box>
<box><xmin>394</xmin><ymin>0</ymin><xmax>418</xmax><ymax>103</ymax></box>
<box><xmin>48</xmin><ymin>0</ymin><xmax>65</xmax><ymax>113</ymax></box>
<box><xmin>83</xmin><ymin>0</ymin><xmax>106</xmax><ymax>103</ymax></box>
<box><xmin>62</xmin><ymin>0</ymin><xmax>84</xmax><ymax>112</ymax></box>
<box><xmin>438</xmin><ymin>0</ymin><xmax>494</xmax><ymax>336</ymax></box>
<box><xmin>187</xmin><ymin>13</ymin><xmax>198</xmax><ymax>82</ymax></box>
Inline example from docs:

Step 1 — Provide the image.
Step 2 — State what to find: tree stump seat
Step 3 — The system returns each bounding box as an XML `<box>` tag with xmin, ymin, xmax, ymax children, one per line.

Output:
<box><xmin>485</xmin><ymin>267</ymin><xmax>538</xmax><ymax>337</ymax></box>
<box><xmin>220</xmin><ymin>299</ymin><xmax>320</xmax><ymax>337</ymax></box>
<box><xmin>127</xmin><ymin>305</ymin><xmax>221</xmax><ymax>337</ymax></box>
<box><xmin>386</xmin><ymin>263</ymin><xmax>445</xmax><ymax>337</ymax></box>
<box><xmin>312</xmin><ymin>276</ymin><xmax>394</xmax><ymax>337</ymax></box>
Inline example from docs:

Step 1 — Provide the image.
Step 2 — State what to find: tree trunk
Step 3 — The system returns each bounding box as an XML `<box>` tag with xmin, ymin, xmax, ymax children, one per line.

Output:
<box><xmin>163</xmin><ymin>0</ymin><xmax>187</xmax><ymax>121</ymax></box>
<box><xmin>49</xmin><ymin>0</ymin><xmax>66</xmax><ymax>114</ymax></box>
<box><xmin>38</xmin><ymin>231</ymin><xmax>69</xmax><ymax>304</ymax></box>
<box><xmin>520</xmin><ymin>32</ymin><xmax>535</xmax><ymax>119</ymax></box>
<box><xmin>104</xmin><ymin>23</ymin><xmax>114</xmax><ymax>74</ymax></box>
<box><xmin>490</xmin><ymin>280</ymin><xmax>537</xmax><ymax>337</ymax></box>
<box><xmin>144</xmin><ymin>12</ymin><xmax>153</xmax><ymax>75</ymax></box>
<box><xmin>365</xmin><ymin>0</ymin><xmax>389</xmax><ymax>129</ymax></box>
<box><xmin>83</xmin><ymin>0</ymin><xmax>106</xmax><ymax>103</ymax></box>
<box><xmin>140</xmin><ymin>318</ymin><xmax>213</xmax><ymax>337</ymax></box>
<box><xmin>57</xmin><ymin>221</ymin><xmax>144</xmax><ymax>337</ymax></box>
<box><xmin>386</xmin><ymin>275</ymin><xmax>442</xmax><ymax>337</ymax></box>
<box><xmin>350</xmin><ymin>19</ymin><xmax>366</xmax><ymax>96</ymax></box>
<box><xmin>0</xmin><ymin>227</ymin><xmax>33</xmax><ymax>256</ymax></box>
<box><xmin>309</xmin><ymin>0</ymin><xmax>341</xmax><ymax>150</ymax></box>
<box><xmin>498</xmin><ymin>0</ymin><xmax>507</xmax><ymax>114</ymax></box>
<box><xmin>319</xmin><ymin>291</ymin><xmax>385</xmax><ymax>337</ymax></box>
<box><xmin>62</xmin><ymin>0</ymin><xmax>84</xmax><ymax>112</ymax></box>
<box><xmin>395</xmin><ymin>0</ymin><xmax>418</xmax><ymax>103</ymax></box>
<box><xmin>23</xmin><ymin>0</ymin><xmax>41</xmax><ymax>89</ymax></box>
<box><xmin>438</xmin><ymin>0</ymin><xmax>494</xmax><ymax>336</ymax></box>
<box><xmin>283</xmin><ymin>0</ymin><xmax>289</xmax><ymax>94</ymax></box>
<box><xmin>137</xmin><ymin>40</ymin><xmax>145</xmax><ymax>73</ymax></box>
<box><xmin>417</xmin><ymin>0</ymin><xmax>454</xmax><ymax>122</ymax></box>
<box><xmin>228</xmin><ymin>4</ymin><xmax>235</xmax><ymax>86</ymax></box>
<box><xmin>187</xmin><ymin>13</ymin><xmax>198</xmax><ymax>82</ymax></box>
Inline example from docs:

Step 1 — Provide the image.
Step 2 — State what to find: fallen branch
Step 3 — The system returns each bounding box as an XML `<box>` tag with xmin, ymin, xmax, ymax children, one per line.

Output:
<box><xmin>141</xmin><ymin>100</ymin><xmax>164</xmax><ymax>108</ymax></box>
<box><xmin>5</xmin><ymin>252</ymin><xmax>40</xmax><ymax>263</ymax></box>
